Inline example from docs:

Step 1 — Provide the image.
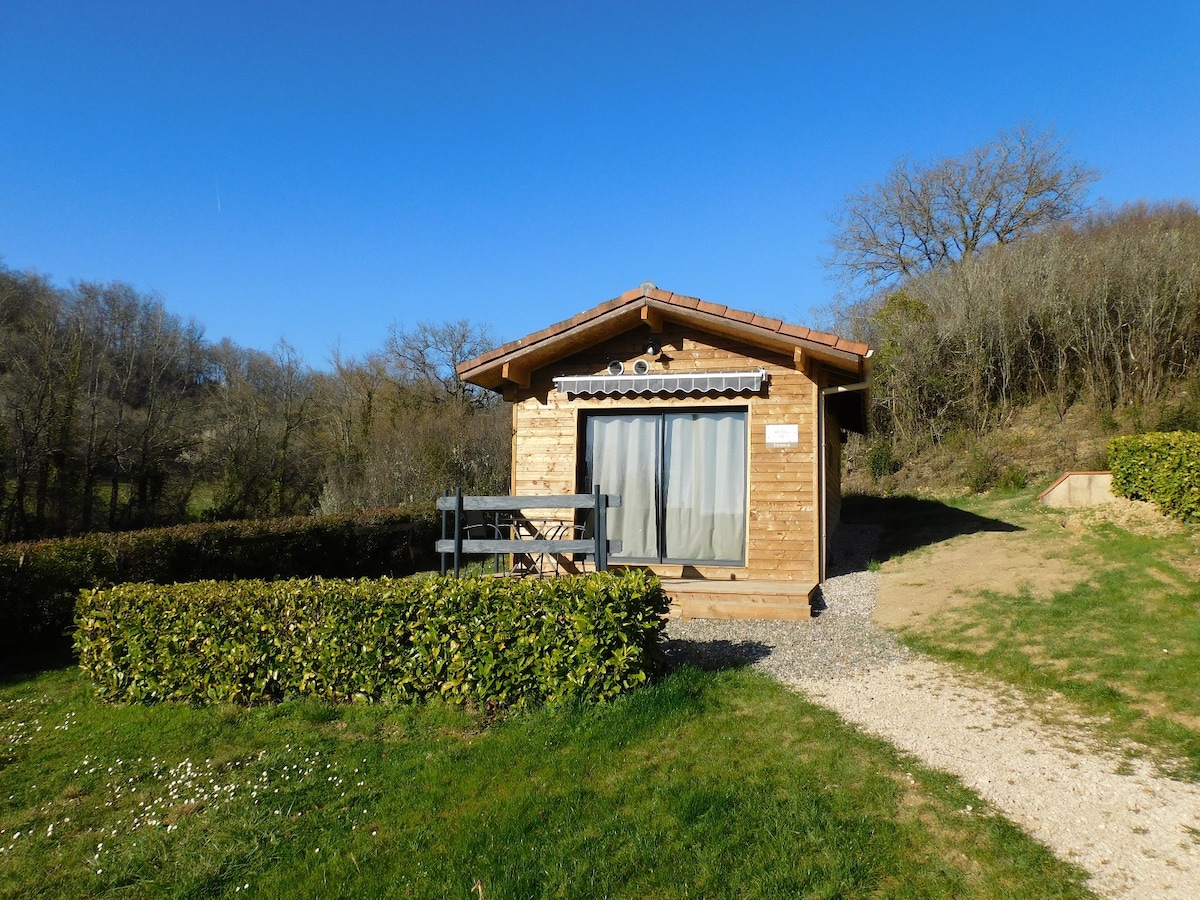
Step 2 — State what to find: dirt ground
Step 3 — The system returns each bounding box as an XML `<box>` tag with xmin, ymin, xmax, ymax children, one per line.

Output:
<box><xmin>873</xmin><ymin>497</ymin><xmax>1184</xmax><ymax>630</ymax></box>
<box><xmin>874</xmin><ymin>528</ymin><xmax>1081</xmax><ymax>629</ymax></box>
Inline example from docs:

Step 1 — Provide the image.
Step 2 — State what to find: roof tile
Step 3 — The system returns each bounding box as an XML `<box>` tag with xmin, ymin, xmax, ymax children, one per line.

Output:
<box><xmin>778</xmin><ymin>322</ymin><xmax>812</xmax><ymax>340</ymax></box>
<box><xmin>695</xmin><ymin>300</ymin><xmax>727</xmax><ymax>316</ymax></box>
<box><xmin>806</xmin><ymin>329</ymin><xmax>838</xmax><ymax>346</ymax></box>
<box><xmin>751</xmin><ymin>314</ymin><xmax>783</xmax><ymax>332</ymax></box>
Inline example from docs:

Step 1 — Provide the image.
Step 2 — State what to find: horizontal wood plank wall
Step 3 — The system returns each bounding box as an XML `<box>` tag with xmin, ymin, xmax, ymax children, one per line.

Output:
<box><xmin>509</xmin><ymin>322</ymin><xmax>819</xmax><ymax>584</ymax></box>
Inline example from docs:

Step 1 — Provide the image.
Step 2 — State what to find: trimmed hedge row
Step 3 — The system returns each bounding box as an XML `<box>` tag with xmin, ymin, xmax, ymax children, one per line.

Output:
<box><xmin>1</xmin><ymin>509</ymin><xmax>437</xmax><ymax>673</ymax></box>
<box><xmin>75</xmin><ymin>570</ymin><xmax>668</xmax><ymax>709</ymax></box>
<box><xmin>1109</xmin><ymin>431</ymin><xmax>1200</xmax><ymax>523</ymax></box>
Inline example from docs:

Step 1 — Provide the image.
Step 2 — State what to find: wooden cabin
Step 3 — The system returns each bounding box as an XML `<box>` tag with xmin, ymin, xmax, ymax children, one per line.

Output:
<box><xmin>456</xmin><ymin>283</ymin><xmax>872</xmax><ymax>620</ymax></box>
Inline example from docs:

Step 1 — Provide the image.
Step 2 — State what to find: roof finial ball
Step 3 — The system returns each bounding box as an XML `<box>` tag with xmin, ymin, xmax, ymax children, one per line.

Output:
<box><xmin>640</xmin><ymin>280</ymin><xmax>657</xmax><ymax>291</ymax></box>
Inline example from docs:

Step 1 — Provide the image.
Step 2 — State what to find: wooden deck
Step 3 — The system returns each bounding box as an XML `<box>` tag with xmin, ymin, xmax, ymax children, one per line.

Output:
<box><xmin>660</xmin><ymin>578</ymin><xmax>817</xmax><ymax>621</ymax></box>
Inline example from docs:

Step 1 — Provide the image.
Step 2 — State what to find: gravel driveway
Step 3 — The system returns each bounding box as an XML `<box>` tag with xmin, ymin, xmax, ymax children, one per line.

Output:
<box><xmin>663</xmin><ymin>525</ymin><xmax>1200</xmax><ymax>900</ymax></box>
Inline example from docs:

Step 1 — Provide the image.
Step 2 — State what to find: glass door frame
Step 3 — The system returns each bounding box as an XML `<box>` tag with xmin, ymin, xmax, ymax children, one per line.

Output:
<box><xmin>579</xmin><ymin>406</ymin><xmax>748</xmax><ymax>567</ymax></box>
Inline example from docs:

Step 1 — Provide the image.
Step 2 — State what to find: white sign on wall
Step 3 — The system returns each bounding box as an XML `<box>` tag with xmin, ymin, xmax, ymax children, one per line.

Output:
<box><xmin>765</xmin><ymin>423</ymin><xmax>799</xmax><ymax>448</ymax></box>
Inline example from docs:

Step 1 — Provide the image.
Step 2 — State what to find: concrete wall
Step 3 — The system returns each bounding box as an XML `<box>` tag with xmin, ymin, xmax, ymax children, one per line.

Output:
<box><xmin>1038</xmin><ymin>472</ymin><xmax>1116</xmax><ymax>508</ymax></box>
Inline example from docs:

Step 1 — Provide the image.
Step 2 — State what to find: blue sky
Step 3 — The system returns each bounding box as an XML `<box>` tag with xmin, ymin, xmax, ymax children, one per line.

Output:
<box><xmin>2</xmin><ymin>2</ymin><xmax>1197</xmax><ymax>367</ymax></box>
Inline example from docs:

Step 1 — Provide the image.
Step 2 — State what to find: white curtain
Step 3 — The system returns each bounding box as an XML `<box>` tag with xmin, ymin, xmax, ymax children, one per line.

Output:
<box><xmin>663</xmin><ymin>412</ymin><xmax>746</xmax><ymax>562</ymax></box>
<box><xmin>587</xmin><ymin>415</ymin><xmax>659</xmax><ymax>559</ymax></box>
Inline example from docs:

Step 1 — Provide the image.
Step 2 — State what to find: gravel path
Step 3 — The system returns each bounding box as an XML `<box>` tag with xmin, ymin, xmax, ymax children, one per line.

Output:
<box><xmin>663</xmin><ymin>525</ymin><xmax>1200</xmax><ymax>900</ymax></box>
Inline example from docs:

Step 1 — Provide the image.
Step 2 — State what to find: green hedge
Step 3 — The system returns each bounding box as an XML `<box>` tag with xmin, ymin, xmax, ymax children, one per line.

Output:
<box><xmin>0</xmin><ymin>510</ymin><xmax>437</xmax><ymax>673</ymax></box>
<box><xmin>1109</xmin><ymin>431</ymin><xmax>1200</xmax><ymax>523</ymax></box>
<box><xmin>75</xmin><ymin>570</ymin><xmax>668</xmax><ymax>709</ymax></box>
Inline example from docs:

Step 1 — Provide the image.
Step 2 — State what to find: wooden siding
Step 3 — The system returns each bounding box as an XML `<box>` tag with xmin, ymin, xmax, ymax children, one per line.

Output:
<box><xmin>509</xmin><ymin>321</ymin><xmax>821</xmax><ymax>585</ymax></box>
<box><xmin>662</xmin><ymin>579</ymin><xmax>817</xmax><ymax>620</ymax></box>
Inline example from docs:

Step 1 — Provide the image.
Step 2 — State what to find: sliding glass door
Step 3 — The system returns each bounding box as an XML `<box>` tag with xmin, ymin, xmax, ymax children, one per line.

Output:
<box><xmin>585</xmin><ymin>410</ymin><xmax>746</xmax><ymax>565</ymax></box>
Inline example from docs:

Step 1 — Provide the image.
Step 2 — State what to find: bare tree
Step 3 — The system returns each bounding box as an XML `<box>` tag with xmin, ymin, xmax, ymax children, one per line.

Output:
<box><xmin>0</xmin><ymin>274</ymin><xmax>68</xmax><ymax>539</ymax></box>
<box><xmin>315</xmin><ymin>345</ymin><xmax>511</xmax><ymax>515</ymax></box>
<box><xmin>828</xmin><ymin>125</ymin><xmax>1099</xmax><ymax>293</ymax></box>
<box><xmin>384</xmin><ymin>319</ymin><xmax>498</xmax><ymax>406</ymax></box>
<box><xmin>202</xmin><ymin>339</ymin><xmax>323</xmax><ymax>519</ymax></box>
<box><xmin>2</xmin><ymin>254</ymin><xmax>517</xmax><ymax>534</ymax></box>
<box><xmin>867</xmin><ymin>201</ymin><xmax>1200</xmax><ymax>456</ymax></box>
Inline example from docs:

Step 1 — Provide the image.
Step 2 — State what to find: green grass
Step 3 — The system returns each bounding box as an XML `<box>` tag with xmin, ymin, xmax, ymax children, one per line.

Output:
<box><xmin>1</xmin><ymin>665</ymin><xmax>1093</xmax><ymax>899</ymax></box>
<box><xmin>855</xmin><ymin>489</ymin><xmax>1200</xmax><ymax>778</ymax></box>
<box><xmin>184</xmin><ymin>482</ymin><xmax>218</xmax><ymax>520</ymax></box>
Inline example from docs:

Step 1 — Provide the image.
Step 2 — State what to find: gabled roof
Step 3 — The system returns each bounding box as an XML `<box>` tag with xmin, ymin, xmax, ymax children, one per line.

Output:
<box><xmin>458</xmin><ymin>283</ymin><xmax>872</xmax><ymax>391</ymax></box>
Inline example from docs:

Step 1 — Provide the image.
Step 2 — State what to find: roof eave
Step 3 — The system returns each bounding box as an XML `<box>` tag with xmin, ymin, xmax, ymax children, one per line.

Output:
<box><xmin>457</xmin><ymin>302</ymin><xmax>649</xmax><ymax>390</ymax></box>
<box><xmin>458</xmin><ymin>296</ymin><xmax>869</xmax><ymax>392</ymax></box>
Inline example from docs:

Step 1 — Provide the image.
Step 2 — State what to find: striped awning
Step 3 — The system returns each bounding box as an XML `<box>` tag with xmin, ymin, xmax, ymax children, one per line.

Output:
<box><xmin>553</xmin><ymin>368</ymin><xmax>768</xmax><ymax>397</ymax></box>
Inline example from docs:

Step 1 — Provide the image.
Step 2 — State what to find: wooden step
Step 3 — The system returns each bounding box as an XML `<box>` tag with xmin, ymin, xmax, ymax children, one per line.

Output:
<box><xmin>661</xmin><ymin>579</ymin><xmax>817</xmax><ymax>621</ymax></box>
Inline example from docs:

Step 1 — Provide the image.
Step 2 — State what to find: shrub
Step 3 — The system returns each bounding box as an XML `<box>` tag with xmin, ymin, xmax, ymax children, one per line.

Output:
<box><xmin>0</xmin><ymin>509</ymin><xmax>438</xmax><ymax>674</ymax></box>
<box><xmin>867</xmin><ymin>439</ymin><xmax>900</xmax><ymax>480</ymax></box>
<box><xmin>997</xmin><ymin>466</ymin><xmax>1029</xmax><ymax>491</ymax></box>
<box><xmin>75</xmin><ymin>570</ymin><xmax>668</xmax><ymax>709</ymax></box>
<box><xmin>964</xmin><ymin>450</ymin><xmax>999</xmax><ymax>493</ymax></box>
<box><xmin>1109</xmin><ymin>432</ymin><xmax>1200</xmax><ymax>523</ymax></box>
<box><xmin>1156</xmin><ymin>400</ymin><xmax>1200</xmax><ymax>433</ymax></box>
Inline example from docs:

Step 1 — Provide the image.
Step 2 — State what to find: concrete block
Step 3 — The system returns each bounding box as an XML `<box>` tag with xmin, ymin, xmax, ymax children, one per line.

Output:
<box><xmin>1038</xmin><ymin>472</ymin><xmax>1116</xmax><ymax>508</ymax></box>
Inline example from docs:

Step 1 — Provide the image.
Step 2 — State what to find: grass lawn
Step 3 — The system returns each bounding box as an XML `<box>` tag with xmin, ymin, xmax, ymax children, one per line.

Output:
<box><xmin>849</xmin><ymin>488</ymin><xmax>1200</xmax><ymax>778</ymax></box>
<box><xmin>1</xmin><ymin>664</ymin><xmax>1092</xmax><ymax>899</ymax></box>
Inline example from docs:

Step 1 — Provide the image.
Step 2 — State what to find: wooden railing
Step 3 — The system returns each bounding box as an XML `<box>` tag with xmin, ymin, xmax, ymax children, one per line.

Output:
<box><xmin>435</xmin><ymin>488</ymin><xmax>622</xmax><ymax>577</ymax></box>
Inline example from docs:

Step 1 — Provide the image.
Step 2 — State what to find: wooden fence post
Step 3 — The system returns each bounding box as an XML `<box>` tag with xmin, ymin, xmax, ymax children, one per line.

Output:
<box><xmin>594</xmin><ymin>485</ymin><xmax>608</xmax><ymax>572</ymax></box>
<box><xmin>453</xmin><ymin>488</ymin><xmax>463</xmax><ymax>578</ymax></box>
<box><xmin>493</xmin><ymin>510</ymin><xmax>503</xmax><ymax>575</ymax></box>
<box><xmin>440</xmin><ymin>489</ymin><xmax>449</xmax><ymax>576</ymax></box>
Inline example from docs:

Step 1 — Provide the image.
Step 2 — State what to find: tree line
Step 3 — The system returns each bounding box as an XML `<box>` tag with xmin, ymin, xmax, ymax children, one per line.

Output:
<box><xmin>825</xmin><ymin>127</ymin><xmax>1200</xmax><ymax>455</ymax></box>
<box><xmin>0</xmin><ymin>267</ymin><xmax>509</xmax><ymax>543</ymax></box>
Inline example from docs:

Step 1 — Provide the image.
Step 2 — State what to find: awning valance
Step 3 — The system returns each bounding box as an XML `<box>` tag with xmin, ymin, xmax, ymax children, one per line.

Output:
<box><xmin>553</xmin><ymin>368</ymin><xmax>768</xmax><ymax>397</ymax></box>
